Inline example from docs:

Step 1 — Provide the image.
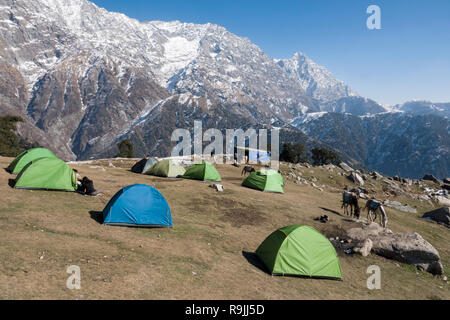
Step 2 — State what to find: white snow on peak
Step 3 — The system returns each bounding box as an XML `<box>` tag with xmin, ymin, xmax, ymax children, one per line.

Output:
<box><xmin>160</xmin><ymin>36</ymin><xmax>200</xmax><ymax>87</ymax></box>
<box><xmin>277</xmin><ymin>52</ymin><xmax>356</xmax><ymax>102</ymax></box>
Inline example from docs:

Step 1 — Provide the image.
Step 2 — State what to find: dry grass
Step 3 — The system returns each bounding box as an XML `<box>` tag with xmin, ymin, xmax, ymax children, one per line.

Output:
<box><xmin>0</xmin><ymin>156</ymin><xmax>448</xmax><ymax>300</ymax></box>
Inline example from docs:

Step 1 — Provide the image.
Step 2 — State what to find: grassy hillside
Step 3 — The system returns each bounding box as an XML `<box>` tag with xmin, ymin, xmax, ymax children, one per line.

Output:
<box><xmin>0</xmin><ymin>156</ymin><xmax>448</xmax><ymax>300</ymax></box>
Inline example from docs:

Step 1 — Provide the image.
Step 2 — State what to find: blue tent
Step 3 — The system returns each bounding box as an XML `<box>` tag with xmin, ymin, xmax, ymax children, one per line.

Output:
<box><xmin>102</xmin><ymin>185</ymin><xmax>173</xmax><ymax>228</ymax></box>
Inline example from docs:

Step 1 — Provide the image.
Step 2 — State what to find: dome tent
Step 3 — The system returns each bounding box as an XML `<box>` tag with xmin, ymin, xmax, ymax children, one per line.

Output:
<box><xmin>183</xmin><ymin>161</ymin><xmax>222</xmax><ymax>182</ymax></box>
<box><xmin>102</xmin><ymin>185</ymin><xmax>173</xmax><ymax>228</ymax></box>
<box><xmin>146</xmin><ymin>159</ymin><xmax>185</xmax><ymax>178</ymax></box>
<box><xmin>131</xmin><ymin>157</ymin><xmax>159</xmax><ymax>174</ymax></box>
<box><xmin>242</xmin><ymin>169</ymin><xmax>284</xmax><ymax>193</ymax></box>
<box><xmin>14</xmin><ymin>158</ymin><xmax>78</xmax><ymax>192</ymax></box>
<box><xmin>256</xmin><ymin>225</ymin><xmax>342</xmax><ymax>280</ymax></box>
<box><xmin>7</xmin><ymin>148</ymin><xmax>58</xmax><ymax>174</ymax></box>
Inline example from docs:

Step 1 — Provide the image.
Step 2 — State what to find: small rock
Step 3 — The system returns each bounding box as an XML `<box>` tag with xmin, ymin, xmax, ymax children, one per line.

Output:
<box><xmin>353</xmin><ymin>238</ymin><xmax>373</xmax><ymax>257</ymax></box>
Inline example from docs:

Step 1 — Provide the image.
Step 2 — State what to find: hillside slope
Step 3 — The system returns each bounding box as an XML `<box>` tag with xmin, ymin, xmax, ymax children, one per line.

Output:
<box><xmin>0</xmin><ymin>157</ymin><xmax>448</xmax><ymax>300</ymax></box>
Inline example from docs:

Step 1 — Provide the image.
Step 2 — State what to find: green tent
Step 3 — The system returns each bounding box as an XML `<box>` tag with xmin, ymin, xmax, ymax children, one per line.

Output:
<box><xmin>14</xmin><ymin>158</ymin><xmax>78</xmax><ymax>192</ymax></box>
<box><xmin>242</xmin><ymin>169</ymin><xmax>284</xmax><ymax>193</ymax></box>
<box><xmin>256</xmin><ymin>225</ymin><xmax>343</xmax><ymax>280</ymax></box>
<box><xmin>7</xmin><ymin>148</ymin><xmax>58</xmax><ymax>174</ymax></box>
<box><xmin>183</xmin><ymin>161</ymin><xmax>222</xmax><ymax>182</ymax></box>
<box><xmin>146</xmin><ymin>159</ymin><xmax>186</xmax><ymax>178</ymax></box>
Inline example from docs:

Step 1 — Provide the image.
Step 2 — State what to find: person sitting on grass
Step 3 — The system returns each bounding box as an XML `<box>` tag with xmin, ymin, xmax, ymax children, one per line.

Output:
<box><xmin>74</xmin><ymin>170</ymin><xmax>101</xmax><ymax>196</ymax></box>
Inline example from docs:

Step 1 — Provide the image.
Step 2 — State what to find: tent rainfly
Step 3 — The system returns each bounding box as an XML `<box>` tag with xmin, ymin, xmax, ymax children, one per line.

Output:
<box><xmin>242</xmin><ymin>169</ymin><xmax>284</xmax><ymax>193</ymax></box>
<box><xmin>102</xmin><ymin>184</ymin><xmax>173</xmax><ymax>228</ymax></box>
<box><xmin>183</xmin><ymin>161</ymin><xmax>222</xmax><ymax>182</ymax></box>
<box><xmin>131</xmin><ymin>157</ymin><xmax>159</xmax><ymax>174</ymax></box>
<box><xmin>14</xmin><ymin>157</ymin><xmax>78</xmax><ymax>192</ymax></box>
<box><xmin>7</xmin><ymin>148</ymin><xmax>58</xmax><ymax>174</ymax></box>
<box><xmin>256</xmin><ymin>225</ymin><xmax>343</xmax><ymax>280</ymax></box>
<box><xmin>145</xmin><ymin>159</ymin><xmax>186</xmax><ymax>178</ymax></box>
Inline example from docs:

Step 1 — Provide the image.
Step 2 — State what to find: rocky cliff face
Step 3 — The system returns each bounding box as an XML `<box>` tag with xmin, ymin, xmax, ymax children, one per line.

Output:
<box><xmin>0</xmin><ymin>0</ymin><xmax>448</xmax><ymax>178</ymax></box>
<box><xmin>0</xmin><ymin>0</ymin><xmax>319</xmax><ymax>160</ymax></box>
<box><xmin>293</xmin><ymin>112</ymin><xmax>450</xmax><ymax>178</ymax></box>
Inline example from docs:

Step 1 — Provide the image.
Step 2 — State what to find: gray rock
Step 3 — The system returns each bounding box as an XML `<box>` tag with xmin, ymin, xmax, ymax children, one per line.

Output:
<box><xmin>383</xmin><ymin>179</ymin><xmax>413</xmax><ymax>198</ymax></box>
<box><xmin>339</xmin><ymin>162</ymin><xmax>354</xmax><ymax>172</ymax></box>
<box><xmin>418</xmin><ymin>194</ymin><xmax>431</xmax><ymax>202</ymax></box>
<box><xmin>444</xmin><ymin>178</ymin><xmax>450</xmax><ymax>184</ymax></box>
<box><xmin>353</xmin><ymin>238</ymin><xmax>373</xmax><ymax>257</ymax></box>
<box><xmin>347</xmin><ymin>223</ymin><xmax>443</xmax><ymax>275</ymax></box>
<box><xmin>423</xmin><ymin>174</ymin><xmax>441</xmax><ymax>184</ymax></box>
<box><xmin>370</xmin><ymin>171</ymin><xmax>383</xmax><ymax>180</ymax></box>
<box><xmin>383</xmin><ymin>200</ymin><xmax>417</xmax><ymax>214</ymax></box>
<box><xmin>402</xmin><ymin>178</ymin><xmax>413</xmax><ymax>186</ymax></box>
<box><xmin>434</xmin><ymin>195</ymin><xmax>450</xmax><ymax>207</ymax></box>
<box><xmin>422</xmin><ymin>207</ymin><xmax>450</xmax><ymax>226</ymax></box>
<box><xmin>441</xmin><ymin>184</ymin><xmax>450</xmax><ymax>191</ymax></box>
<box><xmin>347</xmin><ymin>172</ymin><xmax>365</xmax><ymax>186</ymax></box>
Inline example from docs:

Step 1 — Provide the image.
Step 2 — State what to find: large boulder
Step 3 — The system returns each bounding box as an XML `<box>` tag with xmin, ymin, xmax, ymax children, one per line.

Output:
<box><xmin>441</xmin><ymin>184</ymin><xmax>450</xmax><ymax>191</ymax></box>
<box><xmin>383</xmin><ymin>200</ymin><xmax>417</xmax><ymax>214</ymax></box>
<box><xmin>383</xmin><ymin>179</ymin><xmax>412</xmax><ymax>198</ymax></box>
<box><xmin>339</xmin><ymin>162</ymin><xmax>354</xmax><ymax>172</ymax></box>
<box><xmin>422</xmin><ymin>207</ymin><xmax>450</xmax><ymax>226</ymax></box>
<box><xmin>347</xmin><ymin>223</ymin><xmax>443</xmax><ymax>275</ymax></box>
<box><xmin>370</xmin><ymin>171</ymin><xmax>384</xmax><ymax>180</ymax></box>
<box><xmin>423</xmin><ymin>174</ymin><xmax>441</xmax><ymax>184</ymax></box>
<box><xmin>433</xmin><ymin>195</ymin><xmax>450</xmax><ymax>207</ymax></box>
<box><xmin>347</xmin><ymin>172</ymin><xmax>365</xmax><ymax>186</ymax></box>
<box><xmin>444</xmin><ymin>178</ymin><xmax>450</xmax><ymax>184</ymax></box>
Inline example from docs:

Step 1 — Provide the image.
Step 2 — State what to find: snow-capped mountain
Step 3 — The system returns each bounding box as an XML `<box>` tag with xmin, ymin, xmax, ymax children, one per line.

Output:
<box><xmin>393</xmin><ymin>101</ymin><xmax>450</xmax><ymax>118</ymax></box>
<box><xmin>0</xmin><ymin>0</ymin><xmax>319</xmax><ymax>160</ymax></box>
<box><xmin>276</xmin><ymin>52</ymin><xmax>355</xmax><ymax>102</ymax></box>
<box><xmin>0</xmin><ymin>0</ymin><xmax>448</xmax><ymax>177</ymax></box>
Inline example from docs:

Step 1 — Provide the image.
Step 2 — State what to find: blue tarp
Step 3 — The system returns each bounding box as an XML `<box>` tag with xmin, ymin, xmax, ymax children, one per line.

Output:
<box><xmin>102</xmin><ymin>184</ymin><xmax>173</xmax><ymax>228</ymax></box>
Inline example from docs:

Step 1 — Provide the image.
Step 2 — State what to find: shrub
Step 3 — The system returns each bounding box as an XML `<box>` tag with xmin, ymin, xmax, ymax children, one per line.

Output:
<box><xmin>116</xmin><ymin>139</ymin><xmax>135</xmax><ymax>158</ymax></box>
<box><xmin>311</xmin><ymin>147</ymin><xmax>340</xmax><ymax>166</ymax></box>
<box><xmin>0</xmin><ymin>116</ymin><xmax>40</xmax><ymax>157</ymax></box>
<box><xmin>280</xmin><ymin>142</ymin><xmax>306</xmax><ymax>164</ymax></box>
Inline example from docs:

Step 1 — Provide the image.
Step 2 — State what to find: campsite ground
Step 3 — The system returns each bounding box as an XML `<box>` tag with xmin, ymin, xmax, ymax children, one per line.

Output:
<box><xmin>0</xmin><ymin>156</ymin><xmax>448</xmax><ymax>300</ymax></box>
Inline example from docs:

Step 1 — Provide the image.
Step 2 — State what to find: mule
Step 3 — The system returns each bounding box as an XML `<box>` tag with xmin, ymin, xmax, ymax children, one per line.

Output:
<box><xmin>242</xmin><ymin>166</ymin><xmax>256</xmax><ymax>176</ymax></box>
<box><xmin>364</xmin><ymin>199</ymin><xmax>388</xmax><ymax>228</ymax></box>
<box><xmin>342</xmin><ymin>191</ymin><xmax>361</xmax><ymax>218</ymax></box>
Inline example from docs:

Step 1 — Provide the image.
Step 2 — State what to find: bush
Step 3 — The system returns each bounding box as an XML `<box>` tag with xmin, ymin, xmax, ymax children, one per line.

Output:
<box><xmin>116</xmin><ymin>139</ymin><xmax>135</xmax><ymax>158</ymax></box>
<box><xmin>0</xmin><ymin>116</ymin><xmax>40</xmax><ymax>157</ymax></box>
<box><xmin>280</xmin><ymin>142</ymin><xmax>306</xmax><ymax>164</ymax></box>
<box><xmin>311</xmin><ymin>147</ymin><xmax>340</xmax><ymax>166</ymax></box>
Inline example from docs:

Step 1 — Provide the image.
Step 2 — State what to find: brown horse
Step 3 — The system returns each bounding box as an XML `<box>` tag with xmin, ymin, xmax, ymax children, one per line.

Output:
<box><xmin>342</xmin><ymin>191</ymin><xmax>361</xmax><ymax>218</ymax></box>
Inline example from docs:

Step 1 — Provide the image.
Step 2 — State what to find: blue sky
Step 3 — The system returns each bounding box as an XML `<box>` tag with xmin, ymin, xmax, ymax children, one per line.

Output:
<box><xmin>90</xmin><ymin>0</ymin><xmax>450</xmax><ymax>105</ymax></box>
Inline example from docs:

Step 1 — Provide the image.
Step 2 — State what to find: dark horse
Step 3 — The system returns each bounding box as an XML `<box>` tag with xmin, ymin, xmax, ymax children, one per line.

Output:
<box><xmin>342</xmin><ymin>191</ymin><xmax>361</xmax><ymax>218</ymax></box>
<box><xmin>241</xmin><ymin>166</ymin><xmax>256</xmax><ymax>176</ymax></box>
